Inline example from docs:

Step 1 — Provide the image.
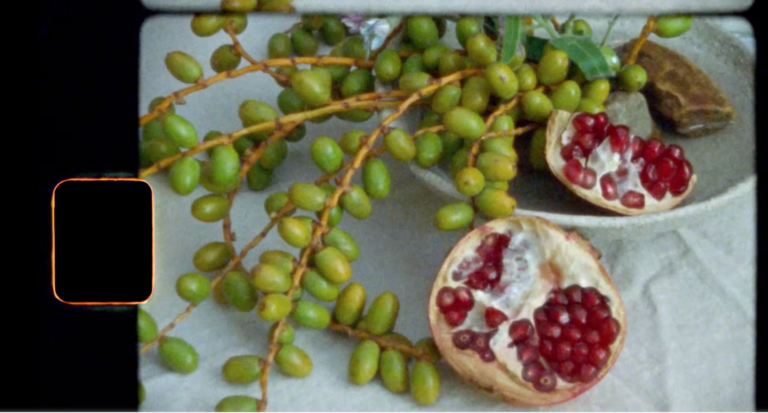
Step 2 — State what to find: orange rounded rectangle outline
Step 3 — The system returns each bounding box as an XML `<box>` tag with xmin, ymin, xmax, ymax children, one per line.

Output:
<box><xmin>51</xmin><ymin>177</ymin><xmax>155</xmax><ymax>305</ymax></box>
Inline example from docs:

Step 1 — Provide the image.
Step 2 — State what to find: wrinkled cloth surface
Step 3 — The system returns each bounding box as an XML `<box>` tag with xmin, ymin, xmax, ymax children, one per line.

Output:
<box><xmin>138</xmin><ymin>16</ymin><xmax>755</xmax><ymax>412</ymax></box>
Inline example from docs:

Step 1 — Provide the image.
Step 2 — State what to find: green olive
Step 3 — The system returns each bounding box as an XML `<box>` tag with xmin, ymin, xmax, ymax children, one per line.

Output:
<box><xmin>210</xmin><ymin>145</ymin><xmax>240</xmax><ymax>186</ymax></box>
<box><xmin>210</xmin><ymin>44</ymin><xmax>241</xmax><ymax>73</ymax></box>
<box><xmin>380</xmin><ymin>350</ymin><xmax>409</xmax><ymax>393</ymax></box>
<box><xmin>443</xmin><ymin>107</ymin><xmax>486</xmax><ymax>140</ymax></box>
<box><xmin>137</xmin><ymin>308</ymin><xmax>158</xmax><ymax>343</ymax></box>
<box><xmin>158</xmin><ymin>336</ymin><xmax>198</xmax><ymax>373</ymax></box>
<box><xmin>257</xmin><ymin>294</ymin><xmax>293</xmax><ymax>322</ymax></box>
<box><xmin>455</xmin><ymin>17</ymin><xmax>482</xmax><ymax>48</ymax></box>
<box><xmin>314</xmin><ymin>246</ymin><xmax>352</xmax><ymax>284</ymax></box>
<box><xmin>550</xmin><ymin>80</ymin><xmax>582</xmax><ymax>112</ymax></box>
<box><xmin>655</xmin><ymin>15</ymin><xmax>693</xmax><ymax>38</ymax></box>
<box><xmin>348</xmin><ymin>340</ymin><xmax>380</xmax><ymax>385</ymax></box>
<box><xmin>529</xmin><ymin>127</ymin><xmax>548</xmax><ymax>170</ymax></box>
<box><xmin>245</xmin><ymin>164</ymin><xmax>272</xmax><ymax>192</ymax></box>
<box><xmin>406</xmin><ymin>16</ymin><xmax>439</xmax><ymax>49</ymax></box>
<box><xmin>618</xmin><ymin>64</ymin><xmax>647</xmax><ymax>92</ymax></box>
<box><xmin>410</xmin><ymin>361</ymin><xmax>440</xmax><ymax>405</ymax></box>
<box><xmin>437</xmin><ymin>52</ymin><xmax>465</xmax><ymax>77</ymax></box>
<box><xmin>269</xmin><ymin>322</ymin><xmax>295</xmax><ymax>345</ymax></box>
<box><xmin>582</xmin><ymin>78</ymin><xmax>611</xmax><ymax>103</ymax></box>
<box><xmin>278</xmin><ymin>217</ymin><xmax>312</xmax><ymax>249</ymax></box>
<box><xmin>250</xmin><ymin>263</ymin><xmax>291</xmax><ymax>294</ymax></box>
<box><xmin>362</xmin><ymin>292</ymin><xmax>399</xmax><ymax>335</ymax></box>
<box><xmin>521</xmin><ymin>90</ymin><xmax>553</xmax><ymax>123</ymax></box>
<box><xmin>165</xmin><ymin>51</ymin><xmax>203</xmax><ymax>84</ymax></box>
<box><xmin>339</xmin><ymin>185</ymin><xmax>372</xmax><ymax>220</ymax></box>
<box><xmin>221</xmin><ymin>355</ymin><xmax>262</xmax><ymax>384</ymax></box>
<box><xmin>339</xmin><ymin>130</ymin><xmax>366</xmax><ymax>155</ymax></box>
<box><xmin>320</xmin><ymin>16</ymin><xmax>346</xmax><ymax>45</ymax></box>
<box><xmin>453</xmin><ymin>167</ymin><xmax>485</xmax><ymax>196</ymax></box>
<box><xmin>434</xmin><ymin>202</ymin><xmax>474</xmax><ymax>231</ymax></box>
<box><xmin>268</xmin><ymin>32</ymin><xmax>293</xmax><ymax>58</ymax></box>
<box><xmin>485</xmin><ymin>62</ymin><xmax>519</xmax><ymax>99</ymax></box>
<box><xmin>264</xmin><ymin>192</ymin><xmax>289</xmax><ymax>216</ymax></box>
<box><xmin>301</xmin><ymin>269</ymin><xmax>340</xmax><ymax>302</ymax></box>
<box><xmin>475</xmin><ymin>188</ymin><xmax>516</xmax><ymax>218</ymax></box>
<box><xmin>537</xmin><ymin>50</ymin><xmax>570</xmax><ymax>85</ymax></box>
<box><xmin>223</xmin><ymin>271</ymin><xmax>258</xmax><ymax>312</ymax></box>
<box><xmin>466</xmin><ymin>33</ymin><xmax>497</xmax><ymax>65</ymax></box>
<box><xmin>334</xmin><ymin>282</ymin><xmax>366</xmax><ymax>326</ymax></box>
<box><xmin>214</xmin><ymin>396</ymin><xmax>257</xmax><ymax>412</ymax></box>
<box><xmin>162</xmin><ymin>114</ymin><xmax>198</xmax><ymax>148</ymax></box>
<box><xmin>514</xmin><ymin>63</ymin><xmax>538</xmax><ymax>92</ymax></box>
<box><xmin>191</xmin><ymin>13</ymin><xmax>226</xmax><ymax>37</ymax></box>
<box><xmin>193</xmin><ymin>242</ymin><xmax>234</xmax><ymax>272</ymax></box>
<box><xmin>341</xmin><ymin>69</ymin><xmax>374</xmax><ymax>98</ymax></box>
<box><xmin>460</xmin><ymin>76</ymin><xmax>491</xmax><ymax>114</ymax></box>
<box><xmin>431</xmin><ymin>85</ymin><xmax>462</xmax><ymax>115</ymax></box>
<box><xmin>374</xmin><ymin>50</ymin><xmax>402</xmax><ymax>83</ymax></box>
<box><xmin>220</xmin><ymin>0</ymin><xmax>257</xmax><ymax>12</ymax></box>
<box><xmin>291</xmin><ymin>300</ymin><xmax>331</xmax><ymax>329</ymax></box>
<box><xmin>175</xmin><ymin>272</ymin><xmax>211</xmax><ymax>303</ymax></box>
<box><xmin>169</xmin><ymin>157</ymin><xmax>200</xmax><ymax>196</ymax></box>
<box><xmin>275</xmin><ymin>344</ymin><xmax>313</xmax><ymax>377</ymax></box>
<box><xmin>401</xmin><ymin>54</ymin><xmax>425</xmax><ymax>75</ymax></box>
<box><xmin>423</xmin><ymin>44</ymin><xmax>452</xmax><ymax>71</ymax></box>
<box><xmin>415</xmin><ymin>132</ymin><xmax>443</xmax><ymax>168</ymax></box>
<box><xmin>259</xmin><ymin>250</ymin><xmax>295</xmax><ymax>274</ymax></box>
<box><xmin>291</xmin><ymin>28</ymin><xmax>319</xmax><ymax>56</ymax></box>
<box><xmin>576</xmin><ymin>97</ymin><xmax>606</xmax><ymax>114</ymax></box>
<box><xmin>362</xmin><ymin>158</ymin><xmax>391</xmax><ymax>200</ymax></box>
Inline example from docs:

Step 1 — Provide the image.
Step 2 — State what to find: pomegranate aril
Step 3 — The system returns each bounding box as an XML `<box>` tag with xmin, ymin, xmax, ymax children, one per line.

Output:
<box><xmin>670</xmin><ymin>182</ymin><xmax>689</xmax><ymax>196</ymax></box>
<box><xmin>553</xmin><ymin>341</ymin><xmax>572</xmax><ymax>361</ymax></box>
<box><xmin>580</xmin><ymin>168</ymin><xmax>597</xmax><ymax>189</ymax></box>
<box><xmin>581</xmin><ymin>288</ymin><xmax>603</xmax><ymax>309</ymax></box>
<box><xmin>533</xmin><ymin>370</ymin><xmax>557</xmax><ymax>392</ymax></box>
<box><xmin>452</xmin><ymin>330</ymin><xmax>476</xmax><ymax>350</ymax></box>
<box><xmin>593</xmin><ymin>113</ymin><xmax>609</xmax><ymax>135</ymax></box>
<box><xmin>479</xmin><ymin>350</ymin><xmax>496</xmax><ymax>363</ymax></box>
<box><xmin>631</xmin><ymin>157</ymin><xmax>646</xmax><ymax>172</ymax></box>
<box><xmin>509</xmin><ymin>319</ymin><xmax>534</xmax><ymax>344</ymax></box>
<box><xmin>573</xmin><ymin>113</ymin><xmax>596</xmax><ymax>132</ymax></box>
<box><xmin>453</xmin><ymin>287</ymin><xmax>474</xmax><ymax>311</ymax></box>
<box><xmin>556</xmin><ymin>360</ymin><xmax>577</xmax><ymax>379</ymax></box>
<box><xmin>545</xmin><ymin>304</ymin><xmax>570</xmax><ymax>325</ymax></box>
<box><xmin>583</xmin><ymin>329</ymin><xmax>601</xmax><ymax>345</ymax></box>
<box><xmin>563</xmin><ymin>159</ymin><xmax>584</xmax><ymax>185</ymax></box>
<box><xmin>642</xmin><ymin>139</ymin><xmax>665</xmax><ymax>163</ymax></box>
<box><xmin>571</xmin><ymin>342</ymin><xmax>589</xmax><ymax>363</ymax></box>
<box><xmin>640</xmin><ymin>163</ymin><xmax>658</xmax><ymax>185</ymax></box>
<box><xmin>662</xmin><ymin>144</ymin><xmax>684</xmax><ymax>161</ymax></box>
<box><xmin>589</xmin><ymin>346</ymin><xmax>610</xmax><ymax>368</ymax></box>
<box><xmin>647</xmin><ymin>181</ymin><xmax>668</xmax><ymax>200</ymax></box>
<box><xmin>465</xmin><ymin>269</ymin><xmax>490</xmax><ymax>291</ymax></box>
<box><xmin>607</xmin><ymin>125</ymin><xmax>630</xmax><ymax>153</ymax></box>
<box><xmin>564</xmin><ymin>285</ymin><xmax>582</xmax><ymax>303</ymax></box>
<box><xmin>533</xmin><ymin>308</ymin><xmax>548</xmax><ymax>325</ymax></box>
<box><xmin>629</xmin><ymin>136</ymin><xmax>646</xmax><ymax>159</ymax></box>
<box><xmin>597</xmin><ymin>317</ymin><xmax>621</xmax><ymax>345</ymax></box>
<box><xmin>670</xmin><ymin>159</ymin><xmax>693</xmax><ymax>192</ymax></box>
<box><xmin>568</xmin><ymin>304</ymin><xmax>588</xmax><ymax>326</ymax></box>
<box><xmin>547</xmin><ymin>290</ymin><xmax>568</xmax><ymax>306</ymax></box>
<box><xmin>574</xmin><ymin>132</ymin><xmax>597</xmax><ymax>153</ymax></box>
<box><xmin>538</xmin><ymin>322</ymin><xmax>562</xmax><ymax>340</ymax></box>
<box><xmin>562</xmin><ymin>324</ymin><xmax>582</xmax><ymax>342</ymax></box>
<box><xmin>522</xmin><ymin>361</ymin><xmax>545</xmax><ymax>382</ymax></box>
<box><xmin>578</xmin><ymin>363</ymin><xmax>599</xmax><ymax>383</ymax></box>
<box><xmin>539</xmin><ymin>340</ymin><xmax>554</xmax><ymax>359</ymax></box>
<box><xmin>470</xmin><ymin>332</ymin><xmax>491</xmax><ymax>353</ymax></box>
<box><xmin>436</xmin><ymin>287</ymin><xmax>456</xmax><ymax>312</ymax></box>
<box><xmin>588</xmin><ymin>305</ymin><xmax>611</xmax><ymax>326</ymax></box>
<box><xmin>517</xmin><ymin>344</ymin><xmax>539</xmax><ymax>365</ymax></box>
<box><xmin>444</xmin><ymin>310</ymin><xmax>467</xmax><ymax>327</ymax></box>
<box><xmin>560</xmin><ymin>143</ymin><xmax>583</xmax><ymax>161</ymax></box>
<box><xmin>600</xmin><ymin>175</ymin><xmax>619</xmax><ymax>201</ymax></box>
<box><xmin>620</xmin><ymin>190</ymin><xmax>645</xmax><ymax>209</ymax></box>
<box><xmin>484</xmin><ymin>307</ymin><xmax>508</xmax><ymax>329</ymax></box>
<box><xmin>655</xmin><ymin>157</ymin><xmax>678</xmax><ymax>182</ymax></box>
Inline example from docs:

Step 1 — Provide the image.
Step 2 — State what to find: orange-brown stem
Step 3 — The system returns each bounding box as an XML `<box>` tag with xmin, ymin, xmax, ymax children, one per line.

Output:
<box><xmin>224</xmin><ymin>23</ymin><xmax>289</xmax><ymax>84</ymax></box>
<box><xmin>624</xmin><ymin>16</ymin><xmax>657</xmax><ymax>65</ymax></box>
<box><xmin>370</xmin><ymin>20</ymin><xmax>405</xmax><ymax>60</ymax></box>
<box><xmin>328</xmin><ymin>321</ymin><xmax>437</xmax><ymax>362</ymax></box>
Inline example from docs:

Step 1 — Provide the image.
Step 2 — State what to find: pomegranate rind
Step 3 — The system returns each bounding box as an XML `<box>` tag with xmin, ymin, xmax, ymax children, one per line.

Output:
<box><xmin>427</xmin><ymin>215</ymin><xmax>627</xmax><ymax>407</ymax></box>
<box><xmin>545</xmin><ymin>110</ymin><xmax>697</xmax><ymax>216</ymax></box>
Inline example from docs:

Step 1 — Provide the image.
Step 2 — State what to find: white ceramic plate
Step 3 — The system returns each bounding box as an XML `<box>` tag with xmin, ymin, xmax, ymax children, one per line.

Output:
<box><xmin>378</xmin><ymin>16</ymin><xmax>755</xmax><ymax>240</ymax></box>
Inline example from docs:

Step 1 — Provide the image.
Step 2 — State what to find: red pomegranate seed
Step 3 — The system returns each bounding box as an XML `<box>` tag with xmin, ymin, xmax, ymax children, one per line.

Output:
<box><xmin>436</xmin><ymin>287</ymin><xmax>456</xmax><ymax>312</ymax></box>
<box><xmin>546</xmin><ymin>305</ymin><xmax>570</xmax><ymax>325</ymax></box>
<box><xmin>484</xmin><ymin>307</ymin><xmax>508</xmax><ymax>328</ymax></box>
<box><xmin>580</xmin><ymin>168</ymin><xmax>597</xmax><ymax>189</ymax></box>
<box><xmin>607</xmin><ymin>125</ymin><xmax>630</xmax><ymax>153</ymax></box>
<box><xmin>556</xmin><ymin>360</ymin><xmax>577</xmax><ymax>379</ymax></box>
<box><xmin>470</xmin><ymin>332</ymin><xmax>490</xmax><ymax>353</ymax></box>
<box><xmin>583</xmin><ymin>329</ymin><xmax>601</xmax><ymax>345</ymax></box>
<box><xmin>563</xmin><ymin>159</ymin><xmax>585</xmax><ymax>185</ymax></box>
<box><xmin>453</xmin><ymin>287</ymin><xmax>474</xmax><ymax>311</ymax></box>
<box><xmin>452</xmin><ymin>330</ymin><xmax>476</xmax><ymax>349</ymax></box>
<box><xmin>522</xmin><ymin>361</ymin><xmax>545</xmax><ymax>382</ymax></box>
<box><xmin>466</xmin><ymin>269</ymin><xmax>490</xmax><ymax>291</ymax></box>
<box><xmin>641</xmin><ymin>163</ymin><xmax>658</xmax><ymax>185</ymax></box>
<box><xmin>547</xmin><ymin>290</ymin><xmax>568</xmax><ymax>306</ymax></box>
<box><xmin>562</xmin><ymin>324</ymin><xmax>582</xmax><ymax>342</ymax></box>
<box><xmin>597</xmin><ymin>317</ymin><xmax>621</xmax><ymax>345</ymax></box>
<box><xmin>567</xmin><ymin>304</ymin><xmax>588</xmax><ymax>326</ymax></box>
<box><xmin>525</xmin><ymin>333</ymin><xmax>540</xmax><ymax>348</ymax></box>
<box><xmin>444</xmin><ymin>310</ymin><xmax>467</xmax><ymax>327</ymax></box>
<box><xmin>573</xmin><ymin>113</ymin><xmax>595</xmax><ymax>132</ymax></box>
<box><xmin>574</xmin><ymin>132</ymin><xmax>597</xmax><ymax>152</ymax></box>
<box><xmin>479</xmin><ymin>350</ymin><xmax>496</xmax><ymax>363</ymax></box>
<box><xmin>662</xmin><ymin>144</ymin><xmax>685</xmax><ymax>161</ymax></box>
<box><xmin>533</xmin><ymin>370</ymin><xmax>557</xmax><ymax>392</ymax></box>
<box><xmin>588</xmin><ymin>305</ymin><xmax>611</xmax><ymax>326</ymax></box>
<box><xmin>620</xmin><ymin>190</ymin><xmax>645</xmax><ymax>209</ymax></box>
<box><xmin>578</xmin><ymin>363</ymin><xmax>599</xmax><ymax>383</ymax></box>
<box><xmin>517</xmin><ymin>344</ymin><xmax>539</xmax><ymax>365</ymax></box>
<box><xmin>564</xmin><ymin>285</ymin><xmax>582</xmax><ymax>303</ymax></box>
<box><xmin>642</xmin><ymin>139</ymin><xmax>665</xmax><ymax>163</ymax></box>
<box><xmin>669</xmin><ymin>159</ymin><xmax>693</xmax><ymax>193</ymax></box>
<box><xmin>571</xmin><ymin>342</ymin><xmax>589</xmax><ymax>363</ymax></box>
<box><xmin>631</xmin><ymin>156</ymin><xmax>646</xmax><ymax>172</ymax></box>
<box><xmin>539</xmin><ymin>340</ymin><xmax>554</xmax><ymax>359</ymax></box>
<box><xmin>581</xmin><ymin>288</ymin><xmax>603</xmax><ymax>309</ymax></box>
<box><xmin>647</xmin><ymin>181</ymin><xmax>669</xmax><ymax>201</ymax></box>
<box><xmin>560</xmin><ymin>142</ymin><xmax>584</xmax><ymax>161</ymax></box>
<box><xmin>589</xmin><ymin>346</ymin><xmax>610</xmax><ymax>368</ymax></box>
<box><xmin>509</xmin><ymin>319</ymin><xmax>534</xmax><ymax>344</ymax></box>
<box><xmin>538</xmin><ymin>322</ymin><xmax>562</xmax><ymax>339</ymax></box>
<box><xmin>600</xmin><ymin>174</ymin><xmax>618</xmax><ymax>201</ymax></box>
<box><xmin>553</xmin><ymin>341</ymin><xmax>572</xmax><ymax>361</ymax></box>
<box><xmin>629</xmin><ymin>136</ymin><xmax>646</xmax><ymax>159</ymax></box>
<box><xmin>670</xmin><ymin>182</ymin><xmax>689</xmax><ymax>196</ymax></box>
<box><xmin>655</xmin><ymin>157</ymin><xmax>678</xmax><ymax>182</ymax></box>
<box><xmin>533</xmin><ymin>308</ymin><xmax>549</xmax><ymax>325</ymax></box>
<box><xmin>593</xmin><ymin>113</ymin><xmax>609</xmax><ymax>134</ymax></box>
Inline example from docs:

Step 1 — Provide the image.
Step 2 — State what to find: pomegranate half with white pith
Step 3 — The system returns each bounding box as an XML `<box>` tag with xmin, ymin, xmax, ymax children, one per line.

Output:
<box><xmin>427</xmin><ymin>216</ymin><xmax>626</xmax><ymax>407</ymax></box>
<box><xmin>545</xmin><ymin>110</ymin><xmax>697</xmax><ymax>215</ymax></box>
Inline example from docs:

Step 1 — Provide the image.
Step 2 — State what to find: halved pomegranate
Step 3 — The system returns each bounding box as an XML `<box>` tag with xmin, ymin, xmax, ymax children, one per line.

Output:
<box><xmin>428</xmin><ymin>216</ymin><xmax>627</xmax><ymax>406</ymax></box>
<box><xmin>545</xmin><ymin>110</ymin><xmax>697</xmax><ymax>215</ymax></box>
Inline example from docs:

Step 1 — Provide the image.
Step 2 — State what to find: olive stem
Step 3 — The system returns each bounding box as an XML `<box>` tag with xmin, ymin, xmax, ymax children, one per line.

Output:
<box><xmin>139</xmin><ymin>56</ymin><xmax>377</xmax><ymax>126</ymax></box>
<box><xmin>282</xmin><ymin>22</ymin><xmax>302</xmax><ymax>34</ymax></box>
<box><xmin>561</xmin><ymin>14</ymin><xmax>577</xmax><ymax>34</ymax></box>
<box><xmin>600</xmin><ymin>14</ymin><xmax>621</xmax><ymax>48</ymax></box>
<box><xmin>531</xmin><ymin>14</ymin><xmax>560</xmax><ymax>39</ymax></box>
<box><xmin>549</xmin><ymin>16</ymin><xmax>561</xmax><ymax>32</ymax></box>
<box><xmin>256</xmin><ymin>68</ymin><xmax>482</xmax><ymax>412</ymax></box>
<box><xmin>623</xmin><ymin>16</ymin><xmax>657</xmax><ymax>65</ymax></box>
<box><xmin>224</xmin><ymin>23</ymin><xmax>289</xmax><ymax>85</ymax></box>
<box><xmin>328</xmin><ymin>321</ymin><xmax>437</xmax><ymax>362</ymax></box>
<box><xmin>370</xmin><ymin>19</ymin><xmax>404</xmax><ymax>60</ymax></box>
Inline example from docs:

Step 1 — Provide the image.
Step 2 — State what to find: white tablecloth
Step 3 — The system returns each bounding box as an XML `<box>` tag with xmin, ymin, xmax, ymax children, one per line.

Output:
<box><xmin>138</xmin><ymin>15</ymin><xmax>755</xmax><ymax>411</ymax></box>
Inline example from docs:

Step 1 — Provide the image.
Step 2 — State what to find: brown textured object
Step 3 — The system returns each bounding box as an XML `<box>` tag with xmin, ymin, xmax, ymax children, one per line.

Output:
<box><xmin>616</xmin><ymin>39</ymin><xmax>735</xmax><ymax>137</ymax></box>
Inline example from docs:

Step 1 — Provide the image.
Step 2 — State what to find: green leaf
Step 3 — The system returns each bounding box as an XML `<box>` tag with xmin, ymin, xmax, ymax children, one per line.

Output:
<box><xmin>548</xmin><ymin>35</ymin><xmax>616</xmax><ymax>80</ymax></box>
<box><xmin>501</xmin><ymin>16</ymin><xmax>525</xmax><ymax>65</ymax></box>
<box><xmin>523</xmin><ymin>36</ymin><xmax>549</xmax><ymax>62</ymax></box>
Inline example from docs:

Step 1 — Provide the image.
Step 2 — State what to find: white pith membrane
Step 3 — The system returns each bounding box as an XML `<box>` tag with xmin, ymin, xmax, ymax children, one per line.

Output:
<box><xmin>428</xmin><ymin>216</ymin><xmax>627</xmax><ymax>407</ymax></box>
<box><xmin>545</xmin><ymin>110</ymin><xmax>697</xmax><ymax>216</ymax></box>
